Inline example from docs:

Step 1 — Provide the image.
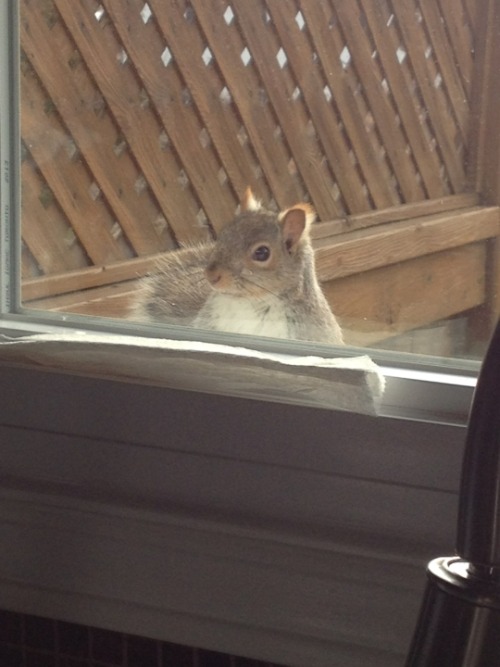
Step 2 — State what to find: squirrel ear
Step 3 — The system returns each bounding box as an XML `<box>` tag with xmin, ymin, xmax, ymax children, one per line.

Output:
<box><xmin>279</xmin><ymin>207</ymin><xmax>307</xmax><ymax>252</ymax></box>
<box><xmin>241</xmin><ymin>187</ymin><xmax>262</xmax><ymax>212</ymax></box>
<box><xmin>279</xmin><ymin>203</ymin><xmax>316</xmax><ymax>251</ymax></box>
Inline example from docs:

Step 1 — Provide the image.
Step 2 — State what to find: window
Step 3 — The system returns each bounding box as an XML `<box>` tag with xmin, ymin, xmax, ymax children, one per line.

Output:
<box><xmin>3</xmin><ymin>6</ymin><xmax>499</xmax><ymax>664</ymax></box>
<box><xmin>2</xmin><ymin>0</ymin><xmax>498</xmax><ymax>422</ymax></box>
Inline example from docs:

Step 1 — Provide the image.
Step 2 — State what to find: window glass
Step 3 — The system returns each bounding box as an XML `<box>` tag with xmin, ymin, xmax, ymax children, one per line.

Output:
<box><xmin>15</xmin><ymin>0</ymin><xmax>500</xmax><ymax>360</ymax></box>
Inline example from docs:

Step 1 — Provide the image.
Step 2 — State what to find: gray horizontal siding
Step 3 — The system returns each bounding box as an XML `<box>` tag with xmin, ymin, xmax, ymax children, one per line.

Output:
<box><xmin>0</xmin><ymin>365</ymin><xmax>467</xmax><ymax>666</ymax></box>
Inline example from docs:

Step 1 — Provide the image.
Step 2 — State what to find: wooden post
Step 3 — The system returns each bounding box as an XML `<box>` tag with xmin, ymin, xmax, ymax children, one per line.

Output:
<box><xmin>466</xmin><ymin>0</ymin><xmax>500</xmax><ymax>344</ymax></box>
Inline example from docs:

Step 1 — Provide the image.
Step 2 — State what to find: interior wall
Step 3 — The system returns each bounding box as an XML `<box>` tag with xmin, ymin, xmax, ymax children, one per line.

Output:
<box><xmin>0</xmin><ymin>364</ymin><xmax>466</xmax><ymax>667</ymax></box>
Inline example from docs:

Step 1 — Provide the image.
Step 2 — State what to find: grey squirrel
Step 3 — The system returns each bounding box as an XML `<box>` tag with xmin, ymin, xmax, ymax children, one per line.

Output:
<box><xmin>131</xmin><ymin>189</ymin><xmax>343</xmax><ymax>344</ymax></box>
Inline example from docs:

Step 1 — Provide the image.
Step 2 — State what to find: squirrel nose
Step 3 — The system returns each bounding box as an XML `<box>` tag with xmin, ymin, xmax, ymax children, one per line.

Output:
<box><xmin>206</xmin><ymin>263</ymin><xmax>223</xmax><ymax>286</ymax></box>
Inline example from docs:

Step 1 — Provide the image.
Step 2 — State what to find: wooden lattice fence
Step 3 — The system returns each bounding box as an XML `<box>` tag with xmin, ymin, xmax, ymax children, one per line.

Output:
<box><xmin>19</xmin><ymin>0</ymin><xmax>500</xmax><ymax>348</ymax></box>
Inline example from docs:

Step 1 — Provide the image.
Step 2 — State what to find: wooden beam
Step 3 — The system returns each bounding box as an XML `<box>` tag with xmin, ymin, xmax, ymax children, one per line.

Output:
<box><xmin>24</xmin><ymin>198</ymin><xmax>490</xmax><ymax>303</ymax></box>
<box><xmin>467</xmin><ymin>0</ymin><xmax>500</xmax><ymax>203</ymax></box>
<box><xmin>27</xmin><ymin>244</ymin><xmax>487</xmax><ymax>350</ymax></box>
<box><xmin>315</xmin><ymin>206</ymin><xmax>499</xmax><ymax>282</ymax></box>
<box><xmin>310</xmin><ymin>193</ymin><xmax>479</xmax><ymax>240</ymax></box>
<box><xmin>26</xmin><ymin>281</ymin><xmax>140</xmax><ymax>320</ymax></box>
<box><xmin>465</xmin><ymin>0</ymin><xmax>500</xmax><ymax>338</ymax></box>
<box><xmin>323</xmin><ymin>244</ymin><xmax>486</xmax><ymax>346</ymax></box>
<box><xmin>22</xmin><ymin>253</ymin><xmax>164</xmax><ymax>303</ymax></box>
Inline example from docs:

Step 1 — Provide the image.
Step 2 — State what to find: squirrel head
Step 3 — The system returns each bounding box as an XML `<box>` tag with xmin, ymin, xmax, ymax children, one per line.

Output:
<box><xmin>241</xmin><ymin>187</ymin><xmax>316</xmax><ymax>237</ymax></box>
<box><xmin>205</xmin><ymin>189</ymin><xmax>317</xmax><ymax>297</ymax></box>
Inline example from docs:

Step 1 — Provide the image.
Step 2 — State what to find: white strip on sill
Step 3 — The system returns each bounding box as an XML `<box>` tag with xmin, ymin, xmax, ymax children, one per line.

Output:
<box><xmin>0</xmin><ymin>331</ymin><xmax>385</xmax><ymax>416</ymax></box>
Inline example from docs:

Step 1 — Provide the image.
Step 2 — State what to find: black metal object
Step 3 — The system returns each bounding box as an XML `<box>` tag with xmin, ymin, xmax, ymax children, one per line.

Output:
<box><xmin>406</xmin><ymin>320</ymin><xmax>500</xmax><ymax>666</ymax></box>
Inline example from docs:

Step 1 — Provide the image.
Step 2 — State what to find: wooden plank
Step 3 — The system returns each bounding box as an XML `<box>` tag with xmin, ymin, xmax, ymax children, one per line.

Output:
<box><xmin>436</xmin><ymin>0</ymin><xmax>475</xmax><ymax>95</ymax></box>
<box><xmin>51</xmin><ymin>0</ymin><xmax>208</xmax><ymax>246</ymax></box>
<box><xmin>468</xmin><ymin>236</ymin><xmax>500</xmax><ymax>346</ymax></box>
<box><xmin>264</xmin><ymin>1</ymin><xmax>379</xmax><ymax>212</ymax></box>
<box><xmin>323</xmin><ymin>243</ymin><xmax>486</xmax><ymax>346</ymax></box>
<box><xmin>314</xmin><ymin>206</ymin><xmax>500</xmax><ymax>281</ymax></box>
<box><xmin>26</xmin><ymin>280</ymin><xmax>140</xmax><ymax>319</ymax></box>
<box><xmin>390</xmin><ymin>0</ymin><xmax>466</xmax><ymax>192</ymax></box>
<box><xmin>21</xmin><ymin>0</ymin><xmax>175</xmax><ymax>254</ymax></box>
<box><xmin>22</xmin><ymin>253</ymin><xmax>163</xmax><ymax>302</ymax></box>
<box><xmin>21</xmin><ymin>159</ymin><xmax>89</xmax><ymax>275</ymax></box>
<box><xmin>464</xmin><ymin>0</ymin><xmax>500</xmax><ymax>341</ymax></box>
<box><xmin>190</xmin><ymin>0</ymin><xmax>306</xmax><ymax>209</ymax></box>
<box><xmin>95</xmin><ymin>0</ymin><xmax>237</xmax><ymax>232</ymax></box>
<box><xmin>140</xmin><ymin>0</ymin><xmax>270</xmax><ymax>205</ymax></box>
<box><xmin>23</xmin><ymin>199</ymin><xmax>494</xmax><ymax>303</ymax></box>
<box><xmin>299</xmin><ymin>1</ymin><xmax>401</xmax><ymax>210</ymax></box>
<box><xmin>463</xmin><ymin>0</ymin><xmax>480</xmax><ymax>34</ymax></box>
<box><xmin>371</xmin><ymin>318</ymin><xmax>468</xmax><ymax>357</ymax></box>
<box><xmin>311</xmin><ymin>193</ymin><xmax>480</xmax><ymax>239</ymax></box>
<box><xmin>358</xmin><ymin>0</ymin><xmax>451</xmax><ymax>200</ymax></box>
<box><xmin>21</xmin><ymin>243</ymin><xmax>42</xmax><ymax>280</ymax></box>
<box><xmin>27</xmin><ymin>243</ymin><xmax>487</xmax><ymax>345</ymax></box>
<box><xmin>229</xmin><ymin>0</ymin><xmax>354</xmax><ymax>218</ymax></box>
<box><xmin>418</xmin><ymin>1</ymin><xmax>469</xmax><ymax>140</ymax></box>
<box><xmin>466</xmin><ymin>0</ymin><xmax>500</xmax><ymax>203</ymax></box>
<box><xmin>486</xmin><ymin>237</ymin><xmax>500</xmax><ymax>326</ymax></box>
<box><xmin>20</xmin><ymin>57</ymin><xmax>131</xmax><ymax>266</ymax></box>
<box><xmin>332</xmin><ymin>0</ymin><xmax>426</xmax><ymax>203</ymax></box>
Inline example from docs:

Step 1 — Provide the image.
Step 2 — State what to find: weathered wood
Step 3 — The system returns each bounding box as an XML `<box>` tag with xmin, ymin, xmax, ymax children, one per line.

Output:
<box><xmin>315</xmin><ymin>206</ymin><xmax>500</xmax><ymax>282</ymax></box>
<box><xmin>27</xmin><ymin>280</ymin><xmax>140</xmax><ymax>318</ymax></box>
<box><xmin>27</xmin><ymin>243</ymin><xmax>487</xmax><ymax>351</ymax></box>
<box><xmin>21</xmin><ymin>0</ymin><xmax>175</xmax><ymax>255</ymax></box>
<box><xmin>323</xmin><ymin>243</ymin><xmax>486</xmax><ymax>346</ymax></box>
<box><xmin>87</xmin><ymin>0</ymin><xmax>237</xmax><ymax>232</ymax></box>
<box><xmin>190</xmin><ymin>0</ymin><xmax>306</xmax><ymax>209</ymax></box>
<box><xmin>52</xmin><ymin>0</ymin><xmax>211</xmax><ymax>246</ymax></box>
<box><xmin>358</xmin><ymin>0</ymin><xmax>452</xmax><ymax>200</ymax></box>
<box><xmin>23</xmin><ymin>202</ymin><xmax>498</xmax><ymax>306</ymax></box>
<box><xmin>264</xmin><ymin>1</ymin><xmax>375</xmax><ymax>212</ymax></box>
<box><xmin>21</xmin><ymin>160</ymin><xmax>89</xmax><ymax>274</ymax></box>
<box><xmin>300</xmin><ymin>1</ymin><xmax>400</xmax><ymax>210</ymax></box>
<box><xmin>418</xmin><ymin>1</ymin><xmax>469</xmax><ymax>140</ymax></box>
<box><xmin>485</xmin><ymin>237</ymin><xmax>500</xmax><ymax>328</ymax></box>
<box><xmin>464</xmin><ymin>0</ymin><xmax>500</xmax><ymax>340</ymax></box>
<box><xmin>139</xmin><ymin>0</ymin><xmax>270</xmax><ymax>205</ymax></box>
<box><xmin>436</xmin><ymin>0</ymin><xmax>475</xmax><ymax>95</ymax></box>
<box><xmin>467</xmin><ymin>0</ymin><xmax>500</xmax><ymax>203</ymax></box>
<box><xmin>21</xmin><ymin>243</ymin><xmax>42</xmax><ymax>280</ymax></box>
<box><xmin>18</xmin><ymin>0</ymin><xmax>494</xmax><ymax>348</ymax></box>
<box><xmin>333</xmin><ymin>0</ymin><xmax>426</xmax><ymax>203</ymax></box>
<box><xmin>19</xmin><ymin>0</ymin><xmax>479</xmax><ymax>265</ymax></box>
<box><xmin>230</xmin><ymin>0</ymin><xmax>356</xmax><ymax>218</ymax></box>
<box><xmin>20</xmin><ymin>57</ymin><xmax>132</xmax><ymax>265</ymax></box>
<box><xmin>463</xmin><ymin>0</ymin><xmax>480</xmax><ymax>35</ymax></box>
<box><xmin>311</xmin><ymin>193</ymin><xmax>480</xmax><ymax>241</ymax></box>
<box><xmin>389</xmin><ymin>0</ymin><xmax>466</xmax><ymax>192</ymax></box>
<box><xmin>22</xmin><ymin>253</ymin><xmax>163</xmax><ymax>303</ymax></box>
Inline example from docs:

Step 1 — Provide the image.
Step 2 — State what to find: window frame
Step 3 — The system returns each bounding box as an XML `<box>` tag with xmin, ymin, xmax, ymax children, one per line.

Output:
<box><xmin>0</xmin><ymin>0</ymin><xmax>479</xmax><ymax>427</ymax></box>
<box><xmin>0</xmin><ymin>5</ymin><xmax>480</xmax><ymax>662</ymax></box>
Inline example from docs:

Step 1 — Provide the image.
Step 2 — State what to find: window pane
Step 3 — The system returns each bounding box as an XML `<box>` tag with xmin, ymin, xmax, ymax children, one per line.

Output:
<box><xmin>16</xmin><ymin>1</ymin><xmax>500</xmax><ymax>360</ymax></box>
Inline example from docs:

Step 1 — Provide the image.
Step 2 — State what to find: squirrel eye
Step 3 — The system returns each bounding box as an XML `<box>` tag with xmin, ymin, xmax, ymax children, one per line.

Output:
<box><xmin>252</xmin><ymin>245</ymin><xmax>271</xmax><ymax>262</ymax></box>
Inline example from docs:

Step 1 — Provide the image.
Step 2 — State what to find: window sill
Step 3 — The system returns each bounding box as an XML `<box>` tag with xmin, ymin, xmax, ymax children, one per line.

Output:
<box><xmin>0</xmin><ymin>314</ymin><xmax>477</xmax><ymax>424</ymax></box>
<box><xmin>0</xmin><ymin>316</ymin><xmax>471</xmax><ymax>665</ymax></box>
